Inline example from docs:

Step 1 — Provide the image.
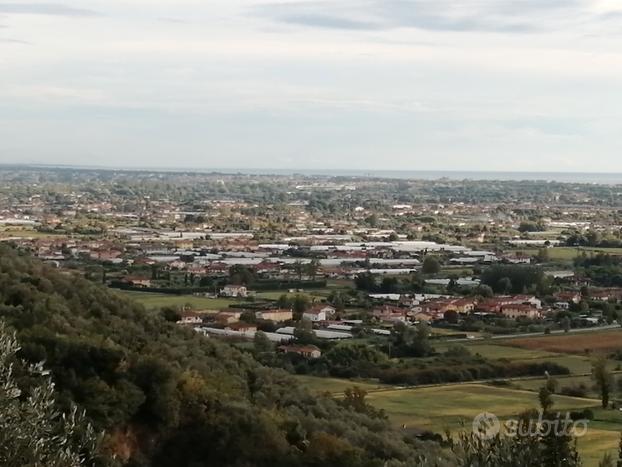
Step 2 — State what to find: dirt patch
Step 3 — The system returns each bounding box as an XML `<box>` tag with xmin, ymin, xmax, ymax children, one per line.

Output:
<box><xmin>508</xmin><ymin>331</ymin><xmax>622</xmax><ymax>355</ymax></box>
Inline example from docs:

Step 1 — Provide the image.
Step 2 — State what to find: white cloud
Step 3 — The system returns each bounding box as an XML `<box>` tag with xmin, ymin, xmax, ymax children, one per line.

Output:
<box><xmin>1</xmin><ymin>0</ymin><xmax>622</xmax><ymax>172</ymax></box>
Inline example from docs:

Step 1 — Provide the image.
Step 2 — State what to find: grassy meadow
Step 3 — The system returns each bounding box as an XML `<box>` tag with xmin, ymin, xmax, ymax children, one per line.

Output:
<box><xmin>116</xmin><ymin>290</ymin><xmax>243</xmax><ymax>310</ymax></box>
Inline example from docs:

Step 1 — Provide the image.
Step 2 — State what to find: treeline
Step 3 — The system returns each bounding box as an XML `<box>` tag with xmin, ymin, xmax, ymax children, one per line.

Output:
<box><xmin>575</xmin><ymin>253</ymin><xmax>622</xmax><ymax>287</ymax></box>
<box><xmin>480</xmin><ymin>264</ymin><xmax>550</xmax><ymax>294</ymax></box>
<box><xmin>566</xmin><ymin>231</ymin><xmax>622</xmax><ymax>248</ymax></box>
<box><xmin>376</xmin><ymin>360</ymin><xmax>569</xmax><ymax>386</ymax></box>
<box><xmin>257</xmin><ymin>330</ymin><xmax>570</xmax><ymax>387</ymax></box>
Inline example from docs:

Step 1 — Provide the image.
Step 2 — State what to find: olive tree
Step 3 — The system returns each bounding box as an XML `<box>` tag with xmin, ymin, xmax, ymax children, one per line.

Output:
<box><xmin>0</xmin><ymin>322</ymin><xmax>102</xmax><ymax>466</ymax></box>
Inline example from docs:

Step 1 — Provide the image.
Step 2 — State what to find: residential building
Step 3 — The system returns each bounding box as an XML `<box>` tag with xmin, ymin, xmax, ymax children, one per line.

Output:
<box><xmin>256</xmin><ymin>309</ymin><xmax>293</xmax><ymax>322</ymax></box>
<box><xmin>221</xmin><ymin>285</ymin><xmax>248</xmax><ymax>297</ymax></box>
<box><xmin>303</xmin><ymin>308</ymin><xmax>326</xmax><ymax>322</ymax></box>
<box><xmin>278</xmin><ymin>344</ymin><xmax>322</xmax><ymax>359</ymax></box>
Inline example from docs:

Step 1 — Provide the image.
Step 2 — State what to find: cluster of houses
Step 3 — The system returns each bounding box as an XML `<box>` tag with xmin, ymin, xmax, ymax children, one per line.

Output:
<box><xmin>175</xmin><ymin>303</ymin><xmax>345</xmax><ymax>358</ymax></box>
<box><xmin>372</xmin><ymin>295</ymin><xmax>545</xmax><ymax>323</ymax></box>
<box><xmin>174</xmin><ymin>290</ymin><xmax>584</xmax><ymax>356</ymax></box>
<box><xmin>9</xmin><ymin>232</ymin><xmax>535</xmax><ymax>285</ymax></box>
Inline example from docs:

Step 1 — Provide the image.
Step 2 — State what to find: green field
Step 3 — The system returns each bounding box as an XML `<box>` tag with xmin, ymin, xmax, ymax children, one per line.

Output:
<box><xmin>121</xmin><ymin>287</ymin><xmax>622</xmax><ymax>464</ymax></box>
<box><xmin>442</xmin><ymin>343</ymin><xmax>558</xmax><ymax>360</ymax></box>
<box><xmin>511</xmin><ymin>246</ymin><xmax>622</xmax><ymax>262</ymax></box>
<box><xmin>578</xmin><ymin>429</ymin><xmax>620</xmax><ymax>466</ymax></box>
<box><xmin>116</xmin><ymin>291</ymin><xmax>243</xmax><ymax>310</ymax></box>
<box><xmin>364</xmin><ymin>384</ymin><xmax>600</xmax><ymax>432</ymax></box>
<box><xmin>376</xmin><ymin>334</ymin><xmax>622</xmax><ymax>466</ymax></box>
<box><xmin>293</xmin><ymin>375</ymin><xmax>386</xmax><ymax>394</ymax></box>
<box><xmin>515</xmin><ymin>354</ymin><xmax>598</xmax><ymax>374</ymax></box>
<box><xmin>364</xmin><ymin>383</ymin><xmax>613</xmax><ymax>465</ymax></box>
<box><xmin>253</xmin><ymin>291</ymin><xmax>327</xmax><ymax>301</ymax></box>
<box><xmin>0</xmin><ymin>228</ymin><xmax>66</xmax><ymax>239</ymax></box>
<box><xmin>437</xmin><ymin>339</ymin><xmax>616</xmax><ymax>375</ymax></box>
<box><xmin>576</xmin><ymin>408</ymin><xmax>622</xmax><ymax>465</ymax></box>
<box><xmin>511</xmin><ymin>374</ymin><xmax>598</xmax><ymax>396</ymax></box>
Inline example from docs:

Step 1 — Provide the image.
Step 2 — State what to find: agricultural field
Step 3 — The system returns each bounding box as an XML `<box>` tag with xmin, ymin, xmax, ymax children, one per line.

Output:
<box><xmin>293</xmin><ymin>375</ymin><xmax>386</xmax><ymax>394</ymax></box>
<box><xmin>578</xmin><ymin>429</ymin><xmax>620</xmax><ymax>466</ymax></box>
<box><xmin>437</xmin><ymin>342</ymin><xmax>559</xmax><ymax>360</ymax></box>
<box><xmin>253</xmin><ymin>290</ymin><xmax>327</xmax><ymax>301</ymax></box>
<box><xmin>396</xmin><ymin>335</ymin><xmax>622</xmax><ymax>465</ymax></box>
<box><xmin>430</xmin><ymin>328</ymin><xmax>483</xmax><ymax>338</ymax></box>
<box><xmin>364</xmin><ymin>384</ymin><xmax>600</xmax><ymax>432</ymax></box>
<box><xmin>516</xmin><ymin>354</ymin><xmax>601</xmax><ymax>374</ymax></box>
<box><xmin>116</xmin><ymin>291</ymin><xmax>243</xmax><ymax>310</ymax></box>
<box><xmin>364</xmin><ymin>384</ymin><xmax>614</xmax><ymax>466</ymax></box>
<box><xmin>510</xmin><ymin>374</ymin><xmax>599</xmax><ymax>397</ymax></box>
<box><xmin>510</xmin><ymin>246</ymin><xmax>622</xmax><ymax>262</ymax></box>
<box><xmin>0</xmin><ymin>228</ymin><xmax>63</xmax><ymax>239</ymax></box>
<box><xmin>507</xmin><ymin>330</ymin><xmax>622</xmax><ymax>355</ymax></box>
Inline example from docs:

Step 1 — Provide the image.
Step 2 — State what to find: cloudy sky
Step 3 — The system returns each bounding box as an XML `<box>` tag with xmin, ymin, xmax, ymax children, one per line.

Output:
<box><xmin>1</xmin><ymin>0</ymin><xmax>622</xmax><ymax>172</ymax></box>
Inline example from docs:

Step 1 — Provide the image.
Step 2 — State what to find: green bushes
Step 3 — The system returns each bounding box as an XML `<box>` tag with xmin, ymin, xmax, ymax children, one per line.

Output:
<box><xmin>0</xmin><ymin>245</ymin><xmax>447</xmax><ymax>466</ymax></box>
<box><xmin>376</xmin><ymin>361</ymin><xmax>569</xmax><ymax>386</ymax></box>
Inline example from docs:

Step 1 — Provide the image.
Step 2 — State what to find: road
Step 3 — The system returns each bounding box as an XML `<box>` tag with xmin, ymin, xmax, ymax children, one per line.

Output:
<box><xmin>445</xmin><ymin>324</ymin><xmax>621</xmax><ymax>343</ymax></box>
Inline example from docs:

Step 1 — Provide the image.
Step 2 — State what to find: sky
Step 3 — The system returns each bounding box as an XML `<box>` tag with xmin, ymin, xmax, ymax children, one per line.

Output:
<box><xmin>1</xmin><ymin>0</ymin><xmax>622</xmax><ymax>172</ymax></box>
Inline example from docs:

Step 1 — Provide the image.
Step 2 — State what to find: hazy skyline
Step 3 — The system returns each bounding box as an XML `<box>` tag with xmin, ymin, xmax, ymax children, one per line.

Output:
<box><xmin>1</xmin><ymin>0</ymin><xmax>622</xmax><ymax>172</ymax></box>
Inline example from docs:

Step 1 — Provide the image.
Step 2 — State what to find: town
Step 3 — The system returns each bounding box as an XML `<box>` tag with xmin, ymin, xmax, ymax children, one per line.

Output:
<box><xmin>3</xmin><ymin>166</ymin><xmax>622</xmax><ymax>465</ymax></box>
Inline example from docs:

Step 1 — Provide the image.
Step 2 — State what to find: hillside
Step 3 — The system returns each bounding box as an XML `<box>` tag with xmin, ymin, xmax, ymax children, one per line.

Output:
<box><xmin>0</xmin><ymin>245</ymin><xmax>447</xmax><ymax>466</ymax></box>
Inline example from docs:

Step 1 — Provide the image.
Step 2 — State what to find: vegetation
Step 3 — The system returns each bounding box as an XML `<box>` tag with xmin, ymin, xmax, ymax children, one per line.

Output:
<box><xmin>0</xmin><ymin>322</ymin><xmax>101</xmax><ymax>466</ymax></box>
<box><xmin>480</xmin><ymin>264</ymin><xmax>549</xmax><ymax>294</ymax></box>
<box><xmin>0</xmin><ymin>246</ymin><xmax>449</xmax><ymax>466</ymax></box>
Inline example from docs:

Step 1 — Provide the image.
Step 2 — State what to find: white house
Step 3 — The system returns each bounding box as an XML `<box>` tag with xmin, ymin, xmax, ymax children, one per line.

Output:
<box><xmin>303</xmin><ymin>309</ymin><xmax>326</xmax><ymax>322</ymax></box>
<box><xmin>177</xmin><ymin>312</ymin><xmax>203</xmax><ymax>325</ymax></box>
<box><xmin>309</xmin><ymin>305</ymin><xmax>336</xmax><ymax>317</ymax></box>
<box><xmin>220</xmin><ymin>285</ymin><xmax>248</xmax><ymax>298</ymax></box>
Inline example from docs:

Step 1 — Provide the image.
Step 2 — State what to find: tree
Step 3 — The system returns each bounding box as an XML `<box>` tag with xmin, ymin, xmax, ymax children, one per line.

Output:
<box><xmin>306</xmin><ymin>258</ymin><xmax>320</xmax><ymax>280</ymax></box>
<box><xmin>539</xmin><ymin>411</ymin><xmax>581</xmax><ymax>467</ymax></box>
<box><xmin>444</xmin><ymin>310</ymin><xmax>459</xmax><ymax>324</ymax></box>
<box><xmin>161</xmin><ymin>307</ymin><xmax>181</xmax><ymax>323</ymax></box>
<box><xmin>481</xmin><ymin>264</ymin><xmax>548</xmax><ymax>294</ymax></box>
<box><xmin>365</xmin><ymin>214</ymin><xmax>378</xmax><ymax>227</ymax></box>
<box><xmin>600</xmin><ymin>452</ymin><xmax>615</xmax><ymax>467</ymax></box>
<box><xmin>354</xmin><ymin>272</ymin><xmax>377</xmax><ymax>292</ymax></box>
<box><xmin>338</xmin><ymin>387</ymin><xmax>385</xmax><ymax>419</ymax></box>
<box><xmin>497</xmin><ymin>277</ymin><xmax>513</xmax><ymax>294</ymax></box>
<box><xmin>519</xmin><ymin>221</ymin><xmax>544</xmax><ymax>233</ymax></box>
<box><xmin>292</xmin><ymin>261</ymin><xmax>305</xmax><ymax>281</ymax></box>
<box><xmin>228</xmin><ymin>265</ymin><xmax>255</xmax><ymax>285</ymax></box>
<box><xmin>454</xmin><ymin>410</ymin><xmax>581</xmax><ymax>467</ymax></box>
<box><xmin>538</xmin><ymin>385</ymin><xmax>554</xmax><ymax>413</ymax></box>
<box><xmin>422</xmin><ymin>256</ymin><xmax>441</xmax><ymax>274</ymax></box>
<box><xmin>240</xmin><ymin>310</ymin><xmax>257</xmax><ymax>323</ymax></box>
<box><xmin>546</xmin><ymin>375</ymin><xmax>558</xmax><ymax>394</ymax></box>
<box><xmin>253</xmin><ymin>331</ymin><xmax>273</xmax><ymax>354</ymax></box>
<box><xmin>276</xmin><ymin>293</ymin><xmax>290</xmax><ymax>308</ymax></box>
<box><xmin>324</xmin><ymin>344</ymin><xmax>388</xmax><ymax>378</ymax></box>
<box><xmin>328</xmin><ymin>291</ymin><xmax>347</xmax><ymax>313</ymax></box>
<box><xmin>0</xmin><ymin>322</ymin><xmax>101</xmax><ymax>466</ymax></box>
<box><xmin>392</xmin><ymin>322</ymin><xmax>432</xmax><ymax>357</ymax></box>
<box><xmin>475</xmin><ymin>284</ymin><xmax>494</xmax><ymax>298</ymax></box>
<box><xmin>380</xmin><ymin>276</ymin><xmax>399</xmax><ymax>293</ymax></box>
<box><xmin>536</xmin><ymin>248</ymin><xmax>550</xmax><ymax>263</ymax></box>
<box><xmin>293</xmin><ymin>319</ymin><xmax>316</xmax><ymax>345</ymax></box>
<box><xmin>292</xmin><ymin>294</ymin><xmax>310</xmax><ymax>314</ymax></box>
<box><xmin>0</xmin><ymin>244</ymin><xmax>452</xmax><ymax>466</ymax></box>
<box><xmin>593</xmin><ymin>357</ymin><xmax>614</xmax><ymax>408</ymax></box>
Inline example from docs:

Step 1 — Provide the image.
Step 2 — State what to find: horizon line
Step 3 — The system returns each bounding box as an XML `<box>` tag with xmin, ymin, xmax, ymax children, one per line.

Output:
<box><xmin>1</xmin><ymin>162</ymin><xmax>622</xmax><ymax>177</ymax></box>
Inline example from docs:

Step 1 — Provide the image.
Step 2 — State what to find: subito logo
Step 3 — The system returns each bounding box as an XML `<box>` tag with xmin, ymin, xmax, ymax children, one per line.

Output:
<box><xmin>472</xmin><ymin>412</ymin><xmax>500</xmax><ymax>440</ymax></box>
